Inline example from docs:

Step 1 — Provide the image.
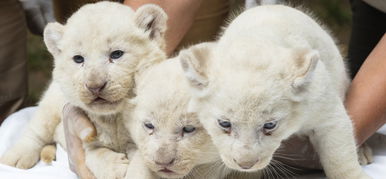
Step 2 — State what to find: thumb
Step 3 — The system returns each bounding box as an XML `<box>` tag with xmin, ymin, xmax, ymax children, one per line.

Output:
<box><xmin>63</xmin><ymin>104</ymin><xmax>97</xmax><ymax>143</ymax></box>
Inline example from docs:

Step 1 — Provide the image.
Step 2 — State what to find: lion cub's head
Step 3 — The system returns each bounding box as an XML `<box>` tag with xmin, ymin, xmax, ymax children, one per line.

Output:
<box><xmin>43</xmin><ymin>2</ymin><xmax>167</xmax><ymax>115</ymax></box>
<box><xmin>179</xmin><ymin>39</ymin><xmax>320</xmax><ymax>172</ymax></box>
<box><xmin>128</xmin><ymin>48</ymin><xmax>218</xmax><ymax>178</ymax></box>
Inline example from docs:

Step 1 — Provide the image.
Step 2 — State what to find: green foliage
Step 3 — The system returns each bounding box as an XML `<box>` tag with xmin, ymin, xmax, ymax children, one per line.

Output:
<box><xmin>25</xmin><ymin>34</ymin><xmax>53</xmax><ymax>106</ymax></box>
<box><xmin>318</xmin><ymin>0</ymin><xmax>351</xmax><ymax>26</ymax></box>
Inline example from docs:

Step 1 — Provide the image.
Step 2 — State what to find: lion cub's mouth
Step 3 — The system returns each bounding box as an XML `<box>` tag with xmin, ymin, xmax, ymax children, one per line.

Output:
<box><xmin>159</xmin><ymin>168</ymin><xmax>175</xmax><ymax>174</ymax></box>
<box><xmin>157</xmin><ymin>167</ymin><xmax>187</xmax><ymax>178</ymax></box>
<box><xmin>93</xmin><ymin>97</ymin><xmax>109</xmax><ymax>104</ymax></box>
<box><xmin>90</xmin><ymin>97</ymin><xmax>120</xmax><ymax>105</ymax></box>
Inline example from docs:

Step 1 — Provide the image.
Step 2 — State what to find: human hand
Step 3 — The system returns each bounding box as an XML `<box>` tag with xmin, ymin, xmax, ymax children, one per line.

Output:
<box><xmin>19</xmin><ymin>0</ymin><xmax>55</xmax><ymax>36</ymax></box>
<box><xmin>62</xmin><ymin>103</ymin><xmax>97</xmax><ymax>179</ymax></box>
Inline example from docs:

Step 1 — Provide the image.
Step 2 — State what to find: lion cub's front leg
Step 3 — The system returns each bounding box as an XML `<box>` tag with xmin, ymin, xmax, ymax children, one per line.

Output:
<box><xmin>309</xmin><ymin>106</ymin><xmax>370</xmax><ymax>179</ymax></box>
<box><xmin>0</xmin><ymin>107</ymin><xmax>60</xmax><ymax>169</ymax></box>
<box><xmin>0</xmin><ymin>134</ymin><xmax>43</xmax><ymax>169</ymax></box>
<box><xmin>85</xmin><ymin>147</ymin><xmax>129</xmax><ymax>179</ymax></box>
<box><xmin>0</xmin><ymin>83</ymin><xmax>64</xmax><ymax>169</ymax></box>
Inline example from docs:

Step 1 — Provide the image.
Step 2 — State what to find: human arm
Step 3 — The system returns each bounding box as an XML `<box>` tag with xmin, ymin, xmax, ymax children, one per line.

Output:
<box><xmin>124</xmin><ymin>0</ymin><xmax>203</xmax><ymax>55</ymax></box>
<box><xmin>62</xmin><ymin>104</ymin><xmax>96</xmax><ymax>179</ymax></box>
<box><xmin>345</xmin><ymin>33</ymin><xmax>386</xmax><ymax>145</ymax></box>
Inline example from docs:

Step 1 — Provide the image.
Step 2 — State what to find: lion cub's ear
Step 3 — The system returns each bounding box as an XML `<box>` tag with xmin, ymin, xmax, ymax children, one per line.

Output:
<box><xmin>291</xmin><ymin>49</ymin><xmax>319</xmax><ymax>92</ymax></box>
<box><xmin>180</xmin><ymin>42</ymin><xmax>216</xmax><ymax>96</ymax></box>
<box><xmin>43</xmin><ymin>22</ymin><xmax>64</xmax><ymax>56</ymax></box>
<box><xmin>134</xmin><ymin>4</ymin><xmax>167</xmax><ymax>46</ymax></box>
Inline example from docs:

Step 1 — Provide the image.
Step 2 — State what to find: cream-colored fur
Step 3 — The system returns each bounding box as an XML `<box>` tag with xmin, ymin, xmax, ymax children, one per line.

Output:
<box><xmin>0</xmin><ymin>2</ymin><xmax>167</xmax><ymax>179</ymax></box>
<box><xmin>126</xmin><ymin>50</ymin><xmax>229</xmax><ymax>179</ymax></box>
<box><xmin>125</xmin><ymin>43</ymin><xmax>266</xmax><ymax>179</ymax></box>
<box><xmin>180</xmin><ymin>5</ymin><xmax>370</xmax><ymax>179</ymax></box>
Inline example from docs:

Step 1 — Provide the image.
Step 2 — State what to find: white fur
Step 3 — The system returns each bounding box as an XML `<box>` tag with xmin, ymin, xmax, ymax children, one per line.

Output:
<box><xmin>0</xmin><ymin>2</ymin><xmax>167</xmax><ymax>179</ymax></box>
<box><xmin>180</xmin><ymin>5</ymin><xmax>370</xmax><ymax>179</ymax></box>
<box><xmin>126</xmin><ymin>50</ymin><xmax>229</xmax><ymax>179</ymax></box>
<box><xmin>126</xmin><ymin>45</ymin><xmax>264</xmax><ymax>178</ymax></box>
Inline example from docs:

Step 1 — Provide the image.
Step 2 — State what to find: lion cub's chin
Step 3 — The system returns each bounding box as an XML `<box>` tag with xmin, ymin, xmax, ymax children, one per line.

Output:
<box><xmin>156</xmin><ymin>169</ymin><xmax>188</xmax><ymax>179</ymax></box>
<box><xmin>84</xmin><ymin>98</ymin><xmax>126</xmax><ymax>115</ymax></box>
<box><xmin>146</xmin><ymin>160</ymin><xmax>193</xmax><ymax>179</ymax></box>
<box><xmin>222</xmin><ymin>155</ymin><xmax>271</xmax><ymax>172</ymax></box>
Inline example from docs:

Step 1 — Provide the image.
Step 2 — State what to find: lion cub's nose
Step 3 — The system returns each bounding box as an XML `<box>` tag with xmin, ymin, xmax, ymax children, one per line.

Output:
<box><xmin>86</xmin><ymin>82</ymin><xmax>107</xmax><ymax>95</ymax></box>
<box><xmin>233</xmin><ymin>158</ymin><xmax>259</xmax><ymax>170</ymax></box>
<box><xmin>155</xmin><ymin>158</ymin><xmax>175</xmax><ymax>167</ymax></box>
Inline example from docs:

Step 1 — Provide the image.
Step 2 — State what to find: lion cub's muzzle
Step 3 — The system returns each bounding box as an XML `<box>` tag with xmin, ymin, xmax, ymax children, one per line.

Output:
<box><xmin>83</xmin><ymin>81</ymin><xmax>123</xmax><ymax>107</ymax></box>
<box><xmin>86</xmin><ymin>81</ymin><xmax>107</xmax><ymax>96</ymax></box>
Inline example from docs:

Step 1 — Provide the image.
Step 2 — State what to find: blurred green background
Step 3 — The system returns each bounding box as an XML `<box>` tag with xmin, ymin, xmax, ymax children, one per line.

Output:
<box><xmin>24</xmin><ymin>0</ymin><xmax>353</xmax><ymax>106</ymax></box>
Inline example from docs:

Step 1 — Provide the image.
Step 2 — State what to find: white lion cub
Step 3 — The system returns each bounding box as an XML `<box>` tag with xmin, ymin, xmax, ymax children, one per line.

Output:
<box><xmin>0</xmin><ymin>2</ymin><xmax>167</xmax><ymax>179</ymax></box>
<box><xmin>180</xmin><ymin>5</ymin><xmax>370</xmax><ymax>179</ymax></box>
<box><xmin>127</xmin><ymin>44</ymin><xmax>231</xmax><ymax>179</ymax></box>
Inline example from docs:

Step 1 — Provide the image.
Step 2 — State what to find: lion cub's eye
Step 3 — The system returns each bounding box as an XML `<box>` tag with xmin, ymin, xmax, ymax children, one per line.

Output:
<box><xmin>143</xmin><ymin>122</ymin><xmax>155</xmax><ymax>135</ymax></box>
<box><xmin>73</xmin><ymin>55</ymin><xmax>84</xmax><ymax>64</ymax></box>
<box><xmin>217</xmin><ymin>119</ymin><xmax>231</xmax><ymax>133</ymax></box>
<box><xmin>144</xmin><ymin>122</ymin><xmax>154</xmax><ymax>130</ymax></box>
<box><xmin>263</xmin><ymin>121</ymin><xmax>277</xmax><ymax>130</ymax></box>
<box><xmin>182</xmin><ymin>125</ymin><xmax>196</xmax><ymax>133</ymax></box>
<box><xmin>110</xmin><ymin>50</ymin><xmax>124</xmax><ymax>59</ymax></box>
<box><xmin>262</xmin><ymin>121</ymin><xmax>278</xmax><ymax>135</ymax></box>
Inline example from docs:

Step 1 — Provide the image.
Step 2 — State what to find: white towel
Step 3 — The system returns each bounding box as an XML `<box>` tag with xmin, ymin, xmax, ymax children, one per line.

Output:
<box><xmin>0</xmin><ymin>107</ymin><xmax>385</xmax><ymax>178</ymax></box>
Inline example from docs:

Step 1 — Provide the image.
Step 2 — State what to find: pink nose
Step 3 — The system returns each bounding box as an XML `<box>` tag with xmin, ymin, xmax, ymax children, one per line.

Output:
<box><xmin>86</xmin><ymin>82</ymin><xmax>107</xmax><ymax>95</ymax></box>
<box><xmin>233</xmin><ymin>158</ymin><xmax>259</xmax><ymax>169</ymax></box>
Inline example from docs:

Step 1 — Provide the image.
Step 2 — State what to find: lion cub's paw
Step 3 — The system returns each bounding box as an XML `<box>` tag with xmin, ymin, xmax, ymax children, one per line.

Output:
<box><xmin>0</xmin><ymin>147</ymin><xmax>40</xmax><ymax>169</ymax></box>
<box><xmin>358</xmin><ymin>143</ymin><xmax>373</xmax><ymax>165</ymax></box>
<box><xmin>108</xmin><ymin>153</ymin><xmax>130</xmax><ymax>179</ymax></box>
<box><xmin>40</xmin><ymin>144</ymin><xmax>57</xmax><ymax>164</ymax></box>
<box><xmin>91</xmin><ymin>152</ymin><xmax>129</xmax><ymax>179</ymax></box>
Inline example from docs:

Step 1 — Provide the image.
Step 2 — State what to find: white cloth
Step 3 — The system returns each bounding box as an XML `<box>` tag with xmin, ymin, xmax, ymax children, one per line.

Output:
<box><xmin>0</xmin><ymin>107</ymin><xmax>386</xmax><ymax>178</ymax></box>
<box><xmin>0</xmin><ymin>107</ymin><xmax>77</xmax><ymax>179</ymax></box>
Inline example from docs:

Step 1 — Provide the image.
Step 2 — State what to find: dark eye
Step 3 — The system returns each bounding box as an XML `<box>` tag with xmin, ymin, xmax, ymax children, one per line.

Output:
<box><xmin>144</xmin><ymin>122</ymin><xmax>154</xmax><ymax>130</ymax></box>
<box><xmin>73</xmin><ymin>55</ymin><xmax>84</xmax><ymax>63</ymax></box>
<box><xmin>182</xmin><ymin>125</ymin><xmax>196</xmax><ymax>133</ymax></box>
<box><xmin>218</xmin><ymin>119</ymin><xmax>231</xmax><ymax>133</ymax></box>
<box><xmin>110</xmin><ymin>50</ymin><xmax>124</xmax><ymax>59</ymax></box>
<box><xmin>262</xmin><ymin>121</ymin><xmax>278</xmax><ymax>135</ymax></box>
<box><xmin>263</xmin><ymin>121</ymin><xmax>277</xmax><ymax>130</ymax></box>
<box><xmin>218</xmin><ymin>120</ymin><xmax>231</xmax><ymax>128</ymax></box>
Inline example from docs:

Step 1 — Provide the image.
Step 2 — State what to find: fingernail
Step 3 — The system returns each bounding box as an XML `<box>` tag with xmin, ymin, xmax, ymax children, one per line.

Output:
<box><xmin>80</xmin><ymin>128</ymin><xmax>96</xmax><ymax>142</ymax></box>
